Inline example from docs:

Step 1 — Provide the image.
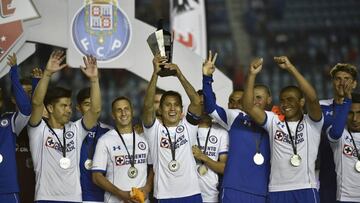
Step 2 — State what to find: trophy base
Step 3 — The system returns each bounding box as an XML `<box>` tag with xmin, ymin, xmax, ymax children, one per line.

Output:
<box><xmin>158</xmin><ymin>69</ymin><xmax>177</xmax><ymax>77</ymax></box>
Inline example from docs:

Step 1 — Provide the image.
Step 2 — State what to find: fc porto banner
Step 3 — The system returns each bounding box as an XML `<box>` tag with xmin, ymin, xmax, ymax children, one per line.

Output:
<box><xmin>170</xmin><ymin>0</ymin><xmax>207</xmax><ymax>58</ymax></box>
<box><xmin>71</xmin><ymin>0</ymin><xmax>131</xmax><ymax>62</ymax></box>
<box><xmin>0</xmin><ymin>0</ymin><xmax>232</xmax><ymax>107</ymax></box>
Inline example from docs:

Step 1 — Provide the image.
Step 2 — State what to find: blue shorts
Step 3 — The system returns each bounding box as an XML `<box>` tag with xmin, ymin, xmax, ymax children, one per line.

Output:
<box><xmin>268</xmin><ymin>188</ymin><xmax>319</xmax><ymax>203</ymax></box>
<box><xmin>221</xmin><ymin>188</ymin><xmax>267</xmax><ymax>203</ymax></box>
<box><xmin>155</xmin><ymin>194</ymin><xmax>202</xmax><ymax>203</ymax></box>
<box><xmin>0</xmin><ymin>193</ymin><xmax>19</xmax><ymax>203</ymax></box>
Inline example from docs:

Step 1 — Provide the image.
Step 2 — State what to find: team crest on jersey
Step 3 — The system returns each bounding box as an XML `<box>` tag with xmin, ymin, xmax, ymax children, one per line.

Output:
<box><xmin>343</xmin><ymin>144</ymin><xmax>354</xmax><ymax>157</ymax></box>
<box><xmin>71</xmin><ymin>0</ymin><xmax>131</xmax><ymax>61</ymax></box>
<box><xmin>115</xmin><ymin>155</ymin><xmax>125</xmax><ymax>166</ymax></box>
<box><xmin>0</xmin><ymin>119</ymin><xmax>9</xmax><ymax>127</ymax></box>
<box><xmin>209</xmin><ymin>135</ymin><xmax>218</xmax><ymax>144</ymax></box>
<box><xmin>176</xmin><ymin>125</ymin><xmax>184</xmax><ymax>133</ymax></box>
<box><xmin>275</xmin><ymin>130</ymin><xmax>285</xmax><ymax>141</ymax></box>
<box><xmin>65</xmin><ymin>131</ymin><xmax>74</xmax><ymax>139</ymax></box>
<box><xmin>45</xmin><ymin>137</ymin><xmax>56</xmax><ymax>148</ymax></box>
<box><xmin>160</xmin><ymin>137</ymin><xmax>170</xmax><ymax>148</ymax></box>
<box><xmin>138</xmin><ymin>141</ymin><xmax>146</xmax><ymax>150</ymax></box>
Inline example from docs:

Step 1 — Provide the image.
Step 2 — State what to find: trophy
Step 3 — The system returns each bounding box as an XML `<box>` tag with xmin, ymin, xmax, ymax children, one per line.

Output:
<box><xmin>147</xmin><ymin>20</ymin><xmax>176</xmax><ymax>77</ymax></box>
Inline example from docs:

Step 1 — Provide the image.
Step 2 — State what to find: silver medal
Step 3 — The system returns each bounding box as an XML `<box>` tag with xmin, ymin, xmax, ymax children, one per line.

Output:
<box><xmin>290</xmin><ymin>154</ymin><xmax>301</xmax><ymax>167</ymax></box>
<box><xmin>355</xmin><ymin>160</ymin><xmax>360</xmax><ymax>173</ymax></box>
<box><xmin>59</xmin><ymin>157</ymin><xmax>71</xmax><ymax>169</ymax></box>
<box><xmin>84</xmin><ymin>159</ymin><xmax>93</xmax><ymax>170</ymax></box>
<box><xmin>128</xmin><ymin>166</ymin><xmax>138</xmax><ymax>178</ymax></box>
<box><xmin>168</xmin><ymin>160</ymin><xmax>180</xmax><ymax>172</ymax></box>
<box><xmin>253</xmin><ymin>153</ymin><xmax>264</xmax><ymax>165</ymax></box>
<box><xmin>197</xmin><ymin>164</ymin><xmax>208</xmax><ymax>176</ymax></box>
<box><xmin>0</xmin><ymin>154</ymin><xmax>3</xmax><ymax>163</ymax></box>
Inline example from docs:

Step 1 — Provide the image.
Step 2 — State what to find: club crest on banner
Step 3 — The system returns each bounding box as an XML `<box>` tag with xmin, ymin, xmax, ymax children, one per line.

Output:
<box><xmin>71</xmin><ymin>0</ymin><xmax>131</xmax><ymax>61</ymax></box>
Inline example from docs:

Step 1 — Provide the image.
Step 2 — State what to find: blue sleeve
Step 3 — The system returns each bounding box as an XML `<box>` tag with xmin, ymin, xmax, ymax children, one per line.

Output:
<box><xmin>328</xmin><ymin>98</ymin><xmax>352</xmax><ymax>140</ymax></box>
<box><xmin>10</xmin><ymin>65</ymin><xmax>31</xmax><ymax>116</ymax></box>
<box><xmin>202</xmin><ymin>75</ymin><xmax>228</xmax><ymax>124</ymax></box>
<box><xmin>31</xmin><ymin>77</ymin><xmax>40</xmax><ymax>97</ymax></box>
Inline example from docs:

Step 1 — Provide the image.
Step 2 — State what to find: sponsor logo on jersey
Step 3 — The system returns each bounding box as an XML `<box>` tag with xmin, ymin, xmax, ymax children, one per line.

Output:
<box><xmin>274</xmin><ymin>129</ymin><xmax>304</xmax><ymax>145</ymax></box>
<box><xmin>275</xmin><ymin>130</ymin><xmax>285</xmax><ymax>141</ymax></box>
<box><xmin>343</xmin><ymin>144</ymin><xmax>353</xmax><ymax>157</ymax></box>
<box><xmin>0</xmin><ymin>118</ymin><xmax>9</xmax><ymax>127</ymax></box>
<box><xmin>138</xmin><ymin>141</ymin><xmax>146</xmax><ymax>150</ymax></box>
<box><xmin>115</xmin><ymin>155</ymin><xmax>125</xmax><ymax>166</ymax></box>
<box><xmin>113</xmin><ymin>145</ymin><xmax>121</xmax><ymax>151</ymax></box>
<box><xmin>87</xmin><ymin>131</ymin><xmax>96</xmax><ymax>138</ymax></box>
<box><xmin>65</xmin><ymin>131</ymin><xmax>74</xmax><ymax>139</ymax></box>
<box><xmin>45</xmin><ymin>137</ymin><xmax>56</xmax><ymax>148</ymax></box>
<box><xmin>160</xmin><ymin>137</ymin><xmax>170</xmax><ymax>149</ymax></box>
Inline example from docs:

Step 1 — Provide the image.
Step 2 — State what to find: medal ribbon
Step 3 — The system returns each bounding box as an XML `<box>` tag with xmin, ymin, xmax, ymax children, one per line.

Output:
<box><xmin>284</xmin><ymin>116</ymin><xmax>303</xmax><ymax>155</ymax></box>
<box><xmin>348</xmin><ymin>131</ymin><xmax>360</xmax><ymax>161</ymax></box>
<box><xmin>163</xmin><ymin>125</ymin><xmax>177</xmax><ymax>162</ymax></box>
<box><xmin>115</xmin><ymin>128</ymin><xmax>136</xmax><ymax>167</ymax></box>
<box><xmin>196</xmin><ymin>126</ymin><xmax>212</xmax><ymax>154</ymax></box>
<box><xmin>44</xmin><ymin>119</ymin><xmax>67</xmax><ymax>157</ymax></box>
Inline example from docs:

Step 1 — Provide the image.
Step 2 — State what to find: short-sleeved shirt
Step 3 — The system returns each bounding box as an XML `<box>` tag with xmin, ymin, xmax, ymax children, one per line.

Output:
<box><xmin>92</xmin><ymin>130</ymin><xmax>149</xmax><ymax>203</ymax></box>
<box><xmin>143</xmin><ymin>117</ymin><xmax>201</xmax><ymax>199</ymax></box>
<box><xmin>196</xmin><ymin>124</ymin><xmax>228</xmax><ymax>202</ymax></box>
<box><xmin>209</xmin><ymin>109</ymin><xmax>270</xmax><ymax>197</ymax></box>
<box><xmin>28</xmin><ymin>119</ymin><xmax>88</xmax><ymax>202</ymax></box>
<box><xmin>0</xmin><ymin>112</ymin><xmax>30</xmax><ymax>194</ymax></box>
<box><xmin>263</xmin><ymin>111</ymin><xmax>323</xmax><ymax>192</ymax></box>
<box><xmin>328</xmin><ymin>129</ymin><xmax>360</xmax><ymax>202</ymax></box>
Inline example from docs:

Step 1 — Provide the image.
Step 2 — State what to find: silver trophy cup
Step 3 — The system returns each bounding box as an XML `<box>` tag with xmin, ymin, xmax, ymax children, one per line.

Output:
<box><xmin>147</xmin><ymin>28</ymin><xmax>176</xmax><ymax>77</ymax></box>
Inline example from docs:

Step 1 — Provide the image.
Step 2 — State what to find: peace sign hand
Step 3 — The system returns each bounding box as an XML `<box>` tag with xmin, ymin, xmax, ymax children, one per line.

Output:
<box><xmin>202</xmin><ymin>50</ymin><xmax>218</xmax><ymax>76</ymax></box>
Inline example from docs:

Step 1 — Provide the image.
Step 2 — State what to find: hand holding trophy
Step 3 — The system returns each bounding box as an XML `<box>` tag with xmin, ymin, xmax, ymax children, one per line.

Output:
<box><xmin>147</xmin><ymin>20</ymin><xmax>176</xmax><ymax>77</ymax></box>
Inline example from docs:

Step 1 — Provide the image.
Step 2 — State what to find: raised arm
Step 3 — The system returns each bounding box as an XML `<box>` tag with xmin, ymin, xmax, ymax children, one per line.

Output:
<box><xmin>30</xmin><ymin>67</ymin><xmax>43</xmax><ymax>97</ymax></box>
<box><xmin>274</xmin><ymin>56</ymin><xmax>322</xmax><ymax>121</ymax></box>
<box><xmin>242</xmin><ymin>58</ymin><xmax>267</xmax><ymax>125</ymax></box>
<box><xmin>328</xmin><ymin>81</ymin><xmax>353</xmax><ymax>140</ymax></box>
<box><xmin>80</xmin><ymin>55</ymin><xmax>101</xmax><ymax>130</ymax></box>
<box><xmin>29</xmin><ymin>50</ymin><xmax>67</xmax><ymax>126</ymax></box>
<box><xmin>166</xmin><ymin>63</ymin><xmax>202</xmax><ymax>116</ymax></box>
<box><xmin>7</xmin><ymin>53</ymin><xmax>31</xmax><ymax>116</ymax></box>
<box><xmin>142</xmin><ymin>55</ymin><xmax>167</xmax><ymax>126</ymax></box>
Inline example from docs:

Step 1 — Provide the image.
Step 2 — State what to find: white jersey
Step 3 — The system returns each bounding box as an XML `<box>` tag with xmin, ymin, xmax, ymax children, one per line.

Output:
<box><xmin>263</xmin><ymin>111</ymin><xmax>323</xmax><ymax>192</ymax></box>
<box><xmin>328</xmin><ymin>129</ymin><xmax>360</xmax><ymax>202</ymax></box>
<box><xmin>27</xmin><ymin>119</ymin><xmax>88</xmax><ymax>202</ymax></box>
<box><xmin>143</xmin><ymin>117</ymin><xmax>201</xmax><ymax>199</ymax></box>
<box><xmin>196</xmin><ymin>124</ymin><xmax>228</xmax><ymax>202</ymax></box>
<box><xmin>92</xmin><ymin>129</ymin><xmax>149</xmax><ymax>203</ymax></box>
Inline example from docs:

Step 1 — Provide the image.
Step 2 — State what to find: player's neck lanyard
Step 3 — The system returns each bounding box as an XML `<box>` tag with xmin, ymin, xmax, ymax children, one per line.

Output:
<box><xmin>249</xmin><ymin>120</ymin><xmax>264</xmax><ymax>153</ymax></box>
<box><xmin>44</xmin><ymin>119</ymin><xmax>67</xmax><ymax>158</ymax></box>
<box><xmin>115</xmin><ymin>128</ymin><xmax>136</xmax><ymax>167</ymax></box>
<box><xmin>197</xmin><ymin>126</ymin><xmax>211</xmax><ymax>154</ymax></box>
<box><xmin>284</xmin><ymin>116</ymin><xmax>303</xmax><ymax>155</ymax></box>
<box><xmin>163</xmin><ymin>124</ymin><xmax>177</xmax><ymax>162</ymax></box>
<box><xmin>348</xmin><ymin>131</ymin><xmax>360</xmax><ymax>161</ymax></box>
